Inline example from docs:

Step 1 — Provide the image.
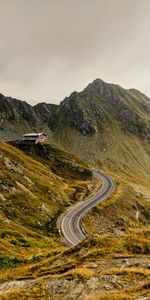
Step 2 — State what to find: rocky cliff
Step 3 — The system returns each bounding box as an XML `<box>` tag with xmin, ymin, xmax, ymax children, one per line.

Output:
<box><xmin>0</xmin><ymin>93</ymin><xmax>59</xmax><ymax>140</ymax></box>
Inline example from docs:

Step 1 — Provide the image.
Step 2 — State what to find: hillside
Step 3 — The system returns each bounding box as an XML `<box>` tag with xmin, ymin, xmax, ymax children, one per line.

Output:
<box><xmin>0</xmin><ymin>140</ymin><xmax>92</xmax><ymax>263</ymax></box>
<box><xmin>0</xmin><ymin>151</ymin><xmax>149</xmax><ymax>299</ymax></box>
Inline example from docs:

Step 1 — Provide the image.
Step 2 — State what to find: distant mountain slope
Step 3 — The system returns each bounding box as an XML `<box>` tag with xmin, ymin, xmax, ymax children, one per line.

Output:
<box><xmin>60</xmin><ymin>79</ymin><xmax>150</xmax><ymax>138</ymax></box>
<box><xmin>0</xmin><ymin>93</ymin><xmax>58</xmax><ymax>140</ymax></box>
<box><xmin>56</xmin><ymin>79</ymin><xmax>150</xmax><ymax>182</ymax></box>
<box><xmin>0</xmin><ymin>78</ymin><xmax>150</xmax><ymax>182</ymax></box>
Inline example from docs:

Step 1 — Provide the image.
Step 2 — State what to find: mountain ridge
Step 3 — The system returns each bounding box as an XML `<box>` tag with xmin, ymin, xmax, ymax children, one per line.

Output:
<box><xmin>0</xmin><ymin>78</ymin><xmax>150</xmax><ymax>183</ymax></box>
<box><xmin>0</xmin><ymin>78</ymin><xmax>150</xmax><ymax>139</ymax></box>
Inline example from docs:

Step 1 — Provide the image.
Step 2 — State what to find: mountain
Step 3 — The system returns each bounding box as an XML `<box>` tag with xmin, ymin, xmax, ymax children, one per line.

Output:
<box><xmin>1</xmin><ymin>79</ymin><xmax>150</xmax><ymax>140</ymax></box>
<box><xmin>57</xmin><ymin>79</ymin><xmax>150</xmax><ymax>183</ymax></box>
<box><xmin>0</xmin><ymin>80</ymin><xmax>150</xmax><ymax>299</ymax></box>
<box><xmin>0</xmin><ymin>78</ymin><xmax>150</xmax><ymax>183</ymax></box>
<box><xmin>61</xmin><ymin>79</ymin><xmax>150</xmax><ymax>138</ymax></box>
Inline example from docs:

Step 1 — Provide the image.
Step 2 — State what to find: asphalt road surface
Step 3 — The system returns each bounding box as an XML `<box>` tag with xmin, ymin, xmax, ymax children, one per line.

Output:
<box><xmin>60</xmin><ymin>171</ymin><xmax>115</xmax><ymax>246</ymax></box>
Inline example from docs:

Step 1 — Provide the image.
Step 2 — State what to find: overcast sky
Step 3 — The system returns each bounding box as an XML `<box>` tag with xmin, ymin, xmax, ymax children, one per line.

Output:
<box><xmin>0</xmin><ymin>0</ymin><xmax>150</xmax><ymax>105</ymax></box>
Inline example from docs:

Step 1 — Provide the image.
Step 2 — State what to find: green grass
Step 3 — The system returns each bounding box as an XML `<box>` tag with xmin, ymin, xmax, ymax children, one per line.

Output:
<box><xmin>0</xmin><ymin>139</ymin><xmax>150</xmax><ymax>299</ymax></box>
<box><xmin>0</xmin><ymin>140</ymin><xmax>92</xmax><ymax>266</ymax></box>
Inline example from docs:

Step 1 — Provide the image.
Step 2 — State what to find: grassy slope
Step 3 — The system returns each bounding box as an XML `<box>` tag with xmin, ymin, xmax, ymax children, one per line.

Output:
<box><xmin>0</xmin><ymin>146</ymin><xmax>149</xmax><ymax>299</ymax></box>
<box><xmin>0</xmin><ymin>141</ymin><xmax>92</xmax><ymax>268</ymax></box>
<box><xmin>10</xmin><ymin>141</ymin><xmax>92</xmax><ymax>180</ymax></box>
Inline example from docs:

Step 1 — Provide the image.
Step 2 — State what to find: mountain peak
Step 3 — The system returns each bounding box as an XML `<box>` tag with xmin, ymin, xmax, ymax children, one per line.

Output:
<box><xmin>84</xmin><ymin>78</ymin><xmax>122</xmax><ymax>92</ymax></box>
<box><xmin>83</xmin><ymin>78</ymin><xmax>117</xmax><ymax>99</ymax></box>
<box><xmin>85</xmin><ymin>78</ymin><xmax>106</xmax><ymax>90</ymax></box>
<box><xmin>90</xmin><ymin>78</ymin><xmax>105</xmax><ymax>85</ymax></box>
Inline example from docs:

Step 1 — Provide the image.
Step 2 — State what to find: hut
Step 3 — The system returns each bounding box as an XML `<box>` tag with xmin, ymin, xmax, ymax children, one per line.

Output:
<box><xmin>22</xmin><ymin>133</ymin><xmax>47</xmax><ymax>144</ymax></box>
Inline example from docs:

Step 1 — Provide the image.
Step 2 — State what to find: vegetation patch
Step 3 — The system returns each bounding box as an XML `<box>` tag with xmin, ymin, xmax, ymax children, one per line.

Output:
<box><xmin>0</xmin><ymin>256</ymin><xmax>22</xmax><ymax>270</ymax></box>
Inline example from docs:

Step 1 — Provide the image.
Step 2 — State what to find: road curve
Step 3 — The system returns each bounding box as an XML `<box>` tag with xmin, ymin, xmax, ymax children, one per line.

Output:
<box><xmin>60</xmin><ymin>171</ymin><xmax>115</xmax><ymax>246</ymax></box>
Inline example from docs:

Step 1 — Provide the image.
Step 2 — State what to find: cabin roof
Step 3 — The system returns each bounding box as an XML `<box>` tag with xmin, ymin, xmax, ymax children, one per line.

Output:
<box><xmin>23</xmin><ymin>133</ymin><xmax>47</xmax><ymax>137</ymax></box>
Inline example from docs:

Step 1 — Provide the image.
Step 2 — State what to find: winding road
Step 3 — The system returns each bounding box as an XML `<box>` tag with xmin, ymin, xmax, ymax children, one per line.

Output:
<box><xmin>60</xmin><ymin>171</ymin><xmax>115</xmax><ymax>246</ymax></box>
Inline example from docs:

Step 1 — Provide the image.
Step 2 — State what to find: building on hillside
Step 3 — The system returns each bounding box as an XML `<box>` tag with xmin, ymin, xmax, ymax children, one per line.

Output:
<box><xmin>22</xmin><ymin>133</ymin><xmax>47</xmax><ymax>144</ymax></box>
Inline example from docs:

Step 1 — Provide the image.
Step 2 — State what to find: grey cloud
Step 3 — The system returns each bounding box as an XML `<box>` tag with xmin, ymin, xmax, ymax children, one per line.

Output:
<box><xmin>0</xmin><ymin>0</ymin><xmax>150</xmax><ymax>104</ymax></box>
